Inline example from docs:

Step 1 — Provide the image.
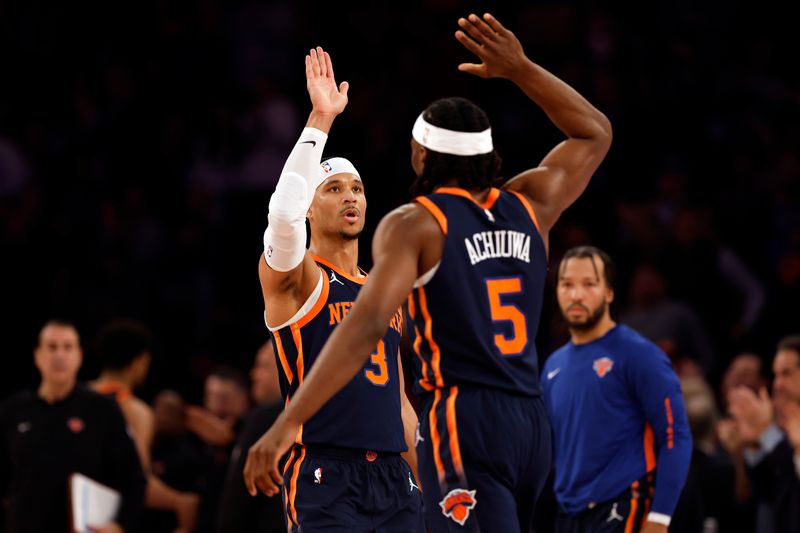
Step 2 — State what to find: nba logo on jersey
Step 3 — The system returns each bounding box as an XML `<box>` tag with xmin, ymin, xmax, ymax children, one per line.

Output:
<box><xmin>593</xmin><ymin>357</ymin><xmax>614</xmax><ymax>378</ymax></box>
<box><xmin>439</xmin><ymin>488</ymin><xmax>477</xmax><ymax>526</ymax></box>
<box><xmin>314</xmin><ymin>467</ymin><xmax>322</xmax><ymax>484</ymax></box>
<box><xmin>321</xmin><ymin>161</ymin><xmax>332</xmax><ymax>173</ymax></box>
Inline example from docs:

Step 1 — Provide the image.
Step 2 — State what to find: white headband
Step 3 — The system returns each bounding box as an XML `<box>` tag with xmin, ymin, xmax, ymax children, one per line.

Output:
<box><xmin>411</xmin><ymin>114</ymin><xmax>493</xmax><ymax>156</ymax></box>
<box><xmin>319</xmin><ymin>157</ymin><xmax>360</xmax><ymax>183</ymax></box>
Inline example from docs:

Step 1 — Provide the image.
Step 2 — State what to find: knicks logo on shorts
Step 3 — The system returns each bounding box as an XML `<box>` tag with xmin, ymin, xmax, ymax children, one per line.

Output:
<box><xmin>440</xmin><ymin>488</ymin><xmax>477</xmax><ymax>526</ymax></box>
<box><xmin>593</xmin><ymin>357</ymin><xmax>614</xmax><ymax>378</ymax></box>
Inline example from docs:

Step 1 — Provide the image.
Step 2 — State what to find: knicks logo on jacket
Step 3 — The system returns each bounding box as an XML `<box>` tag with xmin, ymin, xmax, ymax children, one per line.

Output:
<box><xmin>593</xmin><ymin>357</ymin><xmax>614</xmax><ymax>378</ymax></box>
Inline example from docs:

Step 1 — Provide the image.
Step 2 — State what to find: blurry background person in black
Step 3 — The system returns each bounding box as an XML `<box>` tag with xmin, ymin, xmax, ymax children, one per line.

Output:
<box><xmin>728</xmin><ymin>335</ymin><xmax>800</xmax><ymax>533</ymax></box>
<box><xmin>92</xmin><ymin>319</ymin><xmax>200</xmax><ymax>532</ymax></box>
<box><xmin>216</xmin><ymin>339</ymin><xmax>286</xmax><ymax>533</ymax></box>
<box><xmin>185</xmin><ymin>366</ymin><xmax>250</xmax><ymax>533</ymax></box>
<box><xmin>0</xmin><ymin>320</ymin><xmax>145</xmax><ymax>533</ymax></box>
<box><xmin>149</xmin><ymin>389</ymin><xmax>208</xmax><ymax>533</ymax></box>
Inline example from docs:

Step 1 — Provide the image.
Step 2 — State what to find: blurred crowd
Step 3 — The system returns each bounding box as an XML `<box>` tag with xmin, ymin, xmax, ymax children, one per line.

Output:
<box><xmin>1</xmin><ymin>0</ymin><xmax>798</xmax><ymax>532</ymax></box>
<box><xmin>3</xmin><ymin>320</ymin><xmax>800</xmax><ymax>532</ymax></box>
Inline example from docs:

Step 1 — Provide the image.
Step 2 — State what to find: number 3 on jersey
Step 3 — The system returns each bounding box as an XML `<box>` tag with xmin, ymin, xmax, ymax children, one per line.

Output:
<box><xmin>364</xmin><ymin>340</ymin><xmax>389</xmax><ymax>386</ymax></box>
<box><xmin>486</xmin><ymin>277</ymin><xmax>528</xmax><ymax>356</ymax></box>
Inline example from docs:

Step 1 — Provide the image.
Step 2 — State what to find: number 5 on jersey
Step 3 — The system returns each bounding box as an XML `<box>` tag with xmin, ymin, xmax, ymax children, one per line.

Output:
<box><xmin>486</xmin><ymin>277</ymin><xmax>528</xmax><ymax>356</ymax></box>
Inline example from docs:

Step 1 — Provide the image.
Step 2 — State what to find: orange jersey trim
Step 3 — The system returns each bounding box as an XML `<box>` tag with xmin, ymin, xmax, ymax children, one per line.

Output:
<box><xmin>408</xmin><ymin>292</ymin><xmax>435</xmax><ymax>391</ymax></box>
<box><xmin>290</xmin><ymin>323</ymin><xmax>305</xmax><ymax>444</ymax></box>
<box><xmin>435</xmin><ymin>186</ymin><xmax>501</xmax><ymax>210</ymax></box>
<box><xmin>643</xmin><ymin>424</ymin><xmax>656</xmax><ymax>472</ymax></box>
<box><xmin>310</xmin><ymin>254</ymin><xmax>367</xmax><ymax>285</ymax></box>
<box><xmin>417</xmin><ymin>287</ymin><xmax>445</xmax><ymax>388</ymax></box>
<box><xmin>272</xmin><ymin>333</ymin><xmax>294</xmax><ymax>385</ymax></box>
<box><xmin>665</xmin><ymin>397</ymin><xmax>675</xmax><ymax>449</ymax></box>
<box><xmin>290</xmin><ymin>323</ymin><xmax>305</xmax><ymax>382</ymax></box>
<box><xmin>429</xmin><ymin>389</ymin><xmax>446</xmax><ymax>485</ymax></box>
<box><xmin>445</xmin><ymin>386</ymin><xmax>465</xmax><ymax>479</ymax></box>
<box><xmin>414</xmin><ymin>196</ymin><xmax>448</xmax><ymax>235</ymax></box>
<box><xmin>294</xmin><ymin>268</ymin><xmax>331</xmax><ymax>329</ymax></box>
<box><xmin>508</xmin><ymin>190</ymin><xmax>541</xmax><ymax>233</ymax></box>
<box><xmin>93</xmin><ymin>381</ymin><xmax>132</xmax><ymax>404</ymax></box>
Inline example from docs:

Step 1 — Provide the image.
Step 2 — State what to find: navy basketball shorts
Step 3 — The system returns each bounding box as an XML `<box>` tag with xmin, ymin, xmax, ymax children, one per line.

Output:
<box><xmin>281</xmin><ymin>443</ymin><xmax>424</xmax><ymax>532</ymax></box>
<box><xmin>555</xmin><ymin>473</ymin><xmax>655</xmax><ymax>533</ymax></box>
<box><xmin>416</xmin><ymin>387</ymin><xmax>552</xmax><ymax>532</ymax></box>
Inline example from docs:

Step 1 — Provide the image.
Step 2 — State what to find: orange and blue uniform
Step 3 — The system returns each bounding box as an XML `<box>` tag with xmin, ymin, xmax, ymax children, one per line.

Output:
<box><xmin>409</xmin><ymin>187</ymin><xmax>552</xmax><ymax>532</ymax></box>
<box><xmin>541</xmin><ymin>324</ymin><xmax>691</xmax><ymax>532</ymax></box>
<box><xmin>269</xmin><ymin>256</ymin><xmax>422</xmax><ymax>532</ymax></box>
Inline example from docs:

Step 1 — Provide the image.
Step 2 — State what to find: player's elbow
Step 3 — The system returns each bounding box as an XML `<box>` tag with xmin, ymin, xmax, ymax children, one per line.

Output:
<box><xmin>268</xmin><ymin>172</ymin><xmax>310</xmax><ymax>224</ymax></box>
<box><xmin>590</xmin><ymin>113</ymin><xmax>613</xmax><ymax>151</ymax></box>
<box><xmin>597</xmin><ymin>112</ymin><xmax>613</xmax><ymax>139</ymax></box>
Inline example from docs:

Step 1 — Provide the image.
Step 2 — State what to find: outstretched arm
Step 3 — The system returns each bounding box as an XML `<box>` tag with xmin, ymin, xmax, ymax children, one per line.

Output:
<box><xmin>261</xmin><ymin>47</ymin><xmax>350</xmax><ymax>327</ymax></box>
<box><xmin>455</xmin><ymin>13</ymin><xmax>612</xmax><ymax>241</ymax></box>
<box><xmin>244</xmin><ymin>204</ymin><xmax>438</xmax><ymax>497</ymax></box>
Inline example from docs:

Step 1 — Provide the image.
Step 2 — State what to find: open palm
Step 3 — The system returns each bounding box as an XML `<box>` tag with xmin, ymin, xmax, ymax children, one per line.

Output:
<box><xmin>306</xmin><ymin>46</ymin><xmax>349</xmax><ymax>115</ymax></box>
<box><xmin>454</xmin><ymin>13</ymin><xmax>527</xmax><ymax>80</ymax></box>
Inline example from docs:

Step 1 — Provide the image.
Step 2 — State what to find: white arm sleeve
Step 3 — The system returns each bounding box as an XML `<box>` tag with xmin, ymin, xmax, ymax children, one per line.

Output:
<box><xmin>263</xmin><ymin>128</ymin><xmax>328</xmax><ymax>272</ymax></box>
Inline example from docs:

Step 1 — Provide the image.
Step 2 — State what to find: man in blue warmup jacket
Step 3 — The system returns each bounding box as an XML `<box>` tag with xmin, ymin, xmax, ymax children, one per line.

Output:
<box><xmin>542</xmin><ymin>246</ymin><xmax>692</xmax><ymax>533</ymax></box>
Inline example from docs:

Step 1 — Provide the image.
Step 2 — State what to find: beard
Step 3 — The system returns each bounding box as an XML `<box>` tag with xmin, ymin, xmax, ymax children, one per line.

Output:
<box><xmin>339</xmin><ymin>229</ymin><xmax>362</xmax><ymax>241</ymax></box>
<box><xmin>561</xmin><ymin>302</ymin><xmax>607</xmax><ymax>331</ymax></box>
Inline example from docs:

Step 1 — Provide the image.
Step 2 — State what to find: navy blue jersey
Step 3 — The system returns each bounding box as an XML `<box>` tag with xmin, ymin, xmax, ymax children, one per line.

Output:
<box><xmin>269</xmin><ymin>256</ymin><xmax>406</xmax><ymax>453</ymax></box>
<box><xmin>407</xmin><ymin>187</ymin><xmax>547</xmax><ymax>397</ymax></box>
<box><xmin>541</xmin><ymin>324</ymin><xmax>691</xmax><ymax>518</ymax></box>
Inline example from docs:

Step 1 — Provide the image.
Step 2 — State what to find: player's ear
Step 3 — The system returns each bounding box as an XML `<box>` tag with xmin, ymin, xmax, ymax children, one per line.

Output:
<box><xmin>411</xmin><ymin>138</ymin><xmax>428</xmax><ymax>176</ymax></box>
<box><xmin>606</xmin><ymin>287</ymin><xmax>615</xmax><ymax>304</ymax></box>
<box><xmin>419</xmin><ymin>145</ymin><xmax>428</xmax><ymax>168</ymax></box>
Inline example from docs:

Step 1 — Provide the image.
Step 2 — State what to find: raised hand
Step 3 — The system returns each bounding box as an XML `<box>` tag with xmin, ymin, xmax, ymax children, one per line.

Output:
<box><xmin>184</xmin><ymin>405</ymin><xmax>236</xmax><ymax>447</ymax></box>
<box><xmin>716</xmin><ymin>417</ymin><xmax>746</xmax><ymax>455</ymax></box>
<box><xmin>455</xmin><ymin>13</ymin><xmax>529</xmax><ymax>80</ymax></box>
<box><xmin>728</xmin><ymin>386</ymin><xmax>774</xmax><ymax>443</ymax></box>
<box><xmin>306</xmin><ymin>46</ymin><xmax>349</xmax><ymax>116</ymax></box>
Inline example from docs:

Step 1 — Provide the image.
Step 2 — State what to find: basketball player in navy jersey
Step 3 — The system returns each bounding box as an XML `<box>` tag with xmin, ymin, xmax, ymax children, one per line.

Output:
<box><xmin>243</xmin><ymin>47</ymin><xmax>422</xmax><ymax>532</ymax></box>
<box><xmin>246</xmin><ymin>13</ymin><xmax>612</xmax><ymax>532</ymax></box>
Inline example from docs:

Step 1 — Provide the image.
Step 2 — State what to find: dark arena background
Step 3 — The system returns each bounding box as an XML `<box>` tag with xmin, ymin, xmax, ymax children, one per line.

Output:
<box><xmin>4</xmin><ymin>0</ymin><xmax>797</xmax><ymax>397</ymax></box>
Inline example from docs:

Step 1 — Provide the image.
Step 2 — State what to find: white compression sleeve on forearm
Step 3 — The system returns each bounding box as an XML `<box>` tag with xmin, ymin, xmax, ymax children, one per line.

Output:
<box><xmin>263</xmin><ymin>128</ymin><xmax>328</xmax><ymax>272</ymax></box>
<box><xmin>281</xmin><ymin>127</ymin><xmax>328</xmax><ymax>204</ymax></box>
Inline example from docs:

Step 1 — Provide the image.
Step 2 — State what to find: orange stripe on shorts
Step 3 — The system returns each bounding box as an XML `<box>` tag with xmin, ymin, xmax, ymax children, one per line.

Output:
<box><xmin>445</xmin><ymin>386</ymin><xmax>465</xmax><ymax>480</ymax></box>
<box><xmin>429</xmin><ymin>389</ymin><xmax>446</xmax><ymax>486</ymax></box>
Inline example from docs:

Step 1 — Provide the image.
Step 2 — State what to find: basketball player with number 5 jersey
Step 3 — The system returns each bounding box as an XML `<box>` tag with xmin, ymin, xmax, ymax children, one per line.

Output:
<box><xmin>245</xmin><ymin>13</ymin><xmax>611</xmax><ymax>532</ymax></box>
